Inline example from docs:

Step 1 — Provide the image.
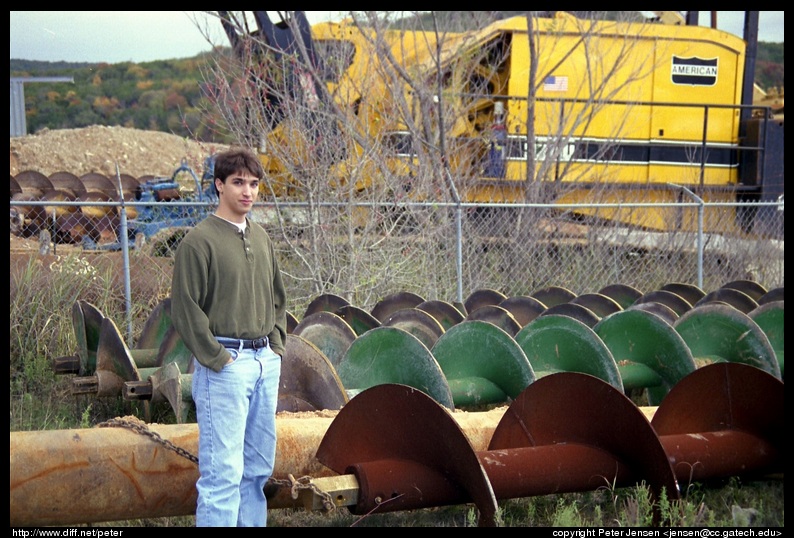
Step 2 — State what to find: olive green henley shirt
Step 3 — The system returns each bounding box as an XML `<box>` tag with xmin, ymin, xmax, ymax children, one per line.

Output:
<box><xmin>171</xmin><ymin>214</ymin><xmax>287</xmax><ymax>372</ymax></box>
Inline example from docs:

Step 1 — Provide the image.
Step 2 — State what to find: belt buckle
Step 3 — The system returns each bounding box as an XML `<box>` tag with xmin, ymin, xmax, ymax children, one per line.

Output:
<box><xmin>252</xmin><ymin>337</ymin><xmax>267</xmax><ymax>349</ymax></box>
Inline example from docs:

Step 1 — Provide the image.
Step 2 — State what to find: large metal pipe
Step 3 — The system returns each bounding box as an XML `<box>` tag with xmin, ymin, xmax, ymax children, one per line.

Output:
<box><xmin>10</xmin><ymin>407</ymin><xmax>509</xmax><ymax>527</ymax></box>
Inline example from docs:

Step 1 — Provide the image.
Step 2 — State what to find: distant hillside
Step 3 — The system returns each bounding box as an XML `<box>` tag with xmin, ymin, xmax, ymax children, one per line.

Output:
<box><xmin>754</xmin><ymin>42</ymin><xmax>785</xmax><ymax>93</ymax></box>
<box><xmin>9</xmin><ymin>60</ymin><xmax>100</xmax><ymax>73</ymax></box>
<box><xmin>10</xmin><ymin>51</ymin><xmax>232</xmax><ymax>144</ymax></box>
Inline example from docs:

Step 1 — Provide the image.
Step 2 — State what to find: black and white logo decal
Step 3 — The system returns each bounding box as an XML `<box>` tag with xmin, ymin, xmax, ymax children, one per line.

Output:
<box><xmin>671</xmin><ymin>56</ymin><xmax>718</xmax><ymax>86</ymax></box>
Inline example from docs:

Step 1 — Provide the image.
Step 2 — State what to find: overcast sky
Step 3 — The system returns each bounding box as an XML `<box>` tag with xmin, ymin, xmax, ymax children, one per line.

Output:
<box><xmin>10</xmin><ymin>11</ymin><xmax>784</xmax><ymax>64</ymax></box>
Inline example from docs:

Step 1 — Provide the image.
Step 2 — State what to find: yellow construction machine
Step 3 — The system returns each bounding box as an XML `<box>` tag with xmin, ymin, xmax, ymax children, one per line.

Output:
<box><xmin>217</xmin><ymin>11</ymin><xmax>783</xmax><ymax>237</ymax></box>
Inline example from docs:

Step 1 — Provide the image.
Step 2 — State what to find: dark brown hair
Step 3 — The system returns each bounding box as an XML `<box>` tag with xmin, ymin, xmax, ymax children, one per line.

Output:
<box><xmin>213</xmin><ymin>147</ymin><xmax>265</xmax><ymax>194</ymax></box>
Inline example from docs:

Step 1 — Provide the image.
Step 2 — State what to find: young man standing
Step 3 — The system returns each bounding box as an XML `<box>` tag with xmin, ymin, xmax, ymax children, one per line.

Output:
<box><xmin>171</xmin><ymin>147</ymin><xmax>288</xmax><ymax>527</ymax></box>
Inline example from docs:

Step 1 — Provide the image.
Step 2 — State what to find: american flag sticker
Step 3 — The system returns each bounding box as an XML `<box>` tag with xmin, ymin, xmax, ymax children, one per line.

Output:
<box><xmin>543</xmin><ymin>76</ymin><xmax>568</xmax><ymax>92</ymax></box>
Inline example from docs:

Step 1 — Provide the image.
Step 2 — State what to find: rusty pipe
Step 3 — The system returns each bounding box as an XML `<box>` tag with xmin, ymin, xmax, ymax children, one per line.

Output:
<box><xmin>10</xmin><ymin>407</ymin><xmax>509</xmax><ymax>527</ymax></box>
<box><xmin>346</xmin><ymin>428</ymin><xmax>779</xmax><ymax>517</ymax></box>
<box><xmin>347</xmin><ymin>444</ymin><xmax>636</xmax><ymax>515</ymax></box>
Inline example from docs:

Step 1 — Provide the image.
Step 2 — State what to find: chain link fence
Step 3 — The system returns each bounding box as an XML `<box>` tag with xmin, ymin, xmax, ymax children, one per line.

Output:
<box><xmin>10</xmin><ymin>192</ymin><xmax>783</xmax><ymax>316</ymax></box>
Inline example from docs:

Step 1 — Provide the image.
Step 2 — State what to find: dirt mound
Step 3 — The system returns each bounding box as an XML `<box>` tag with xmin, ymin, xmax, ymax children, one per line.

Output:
<box><xmin>10</xmin><ymin>125</ymin><xmax>230</xmax><ymax>179</ymax></box>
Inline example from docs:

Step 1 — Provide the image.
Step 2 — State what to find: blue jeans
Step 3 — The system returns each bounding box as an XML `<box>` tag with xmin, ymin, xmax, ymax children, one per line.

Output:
<box><xmin>192</xmin><ymin>343</ymin><xmax>281</xmax><ymax>527</ymax></box>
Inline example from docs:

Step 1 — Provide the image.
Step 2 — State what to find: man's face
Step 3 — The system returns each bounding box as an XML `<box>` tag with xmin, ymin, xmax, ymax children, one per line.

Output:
<box><xmin>215</xmin><ymin>172</ymin><xmax>260</xmax><ymax>220</ymax></box>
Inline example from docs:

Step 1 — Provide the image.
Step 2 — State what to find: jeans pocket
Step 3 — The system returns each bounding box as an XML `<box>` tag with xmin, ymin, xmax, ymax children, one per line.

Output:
<box><xmin>225</xmin><ymin>349</ymin><xmax>240</xmax><ymax>365</ymax></box>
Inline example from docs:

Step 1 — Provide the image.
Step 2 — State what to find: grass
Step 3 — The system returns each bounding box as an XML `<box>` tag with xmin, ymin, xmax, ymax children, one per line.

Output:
<box><xmin>10</xmin><ymin>250</ymin><xmax>784</xmax><ymax>527</ymax></box>
<box><xmin>79</xmin><ymin>478</ymin><xmax>784</xmax><ymax>527</ymax></box>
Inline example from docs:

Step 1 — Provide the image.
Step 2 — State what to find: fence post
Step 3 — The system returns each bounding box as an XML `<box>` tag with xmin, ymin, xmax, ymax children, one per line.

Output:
<box><xmin>668</xmin><ymin>184</ymin><xmax>705</xmax><ymax>289</ymax></box>
<box><xmin>114</xmin><ymin>164</ymin><xmax>133</xmax><ymax>343</ymax></box>
<box><xmin>442</xmin><ymin>167</ymin><xmax>464</xmax><ymax>305</ymax></box>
